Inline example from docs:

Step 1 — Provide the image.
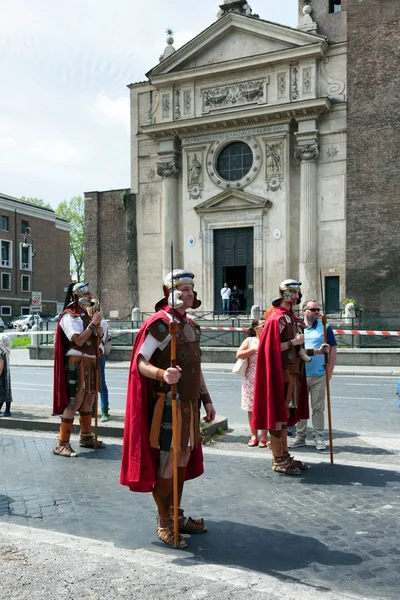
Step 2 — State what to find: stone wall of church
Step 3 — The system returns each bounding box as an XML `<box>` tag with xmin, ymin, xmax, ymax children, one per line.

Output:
<box><xmin>84</xmin><ymin>189</ymin><xmax>130</xmax><ymax>319</ymax></box>
<box><xmin>346</xmin><ymin>0</ymin><xmax>400</xmax><ymax>314</ymax></box>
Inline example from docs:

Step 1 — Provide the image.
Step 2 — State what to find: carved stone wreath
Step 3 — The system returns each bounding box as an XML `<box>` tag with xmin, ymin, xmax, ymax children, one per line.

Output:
<box><xmin>206</xmin><ymin>136</ymin><xmax>263</xmax><ymax>191</ymax></box>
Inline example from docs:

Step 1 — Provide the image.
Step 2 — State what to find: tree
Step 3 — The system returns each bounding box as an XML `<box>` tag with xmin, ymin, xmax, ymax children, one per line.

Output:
<box><xmin>20</xmin><ymin>196</ymin><xmax>52</xmax><ymax>210</ymax></box>
<box><xmin>55</xmin><ymin>196</ymin><xmax>84</xmax><ymax>281</ymax></box>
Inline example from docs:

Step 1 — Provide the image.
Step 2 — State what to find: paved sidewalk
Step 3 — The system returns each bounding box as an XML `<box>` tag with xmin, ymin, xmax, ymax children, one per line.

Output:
<box><xmin>10</xmin><ymin>348</ymin><xmax>400</xmax><ymax>376</ymax></box>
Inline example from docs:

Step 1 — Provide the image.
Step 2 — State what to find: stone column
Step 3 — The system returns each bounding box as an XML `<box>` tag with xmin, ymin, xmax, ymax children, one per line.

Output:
<box><xmin>156</xmin><ymin>157</ymin><xmax>180</xmax><ymax>276</ymax></box>
<box><xmin>294</xmin><ymin>133</ymin><xmax>319</xmax><ymax>303</ymax></box>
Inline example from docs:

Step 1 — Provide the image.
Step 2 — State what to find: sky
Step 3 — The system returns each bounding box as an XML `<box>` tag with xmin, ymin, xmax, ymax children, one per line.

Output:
<box><xmin>0</xmin><ymin>0</ymin><xmax>298</xmax><ymax>208</ymax></box>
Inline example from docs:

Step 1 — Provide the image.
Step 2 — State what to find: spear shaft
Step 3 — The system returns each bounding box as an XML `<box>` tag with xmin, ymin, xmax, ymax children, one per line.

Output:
<box><xmin>169</xmin><ymin>243</ymin><xmax>180</xmax><ymax>546</ymax></box>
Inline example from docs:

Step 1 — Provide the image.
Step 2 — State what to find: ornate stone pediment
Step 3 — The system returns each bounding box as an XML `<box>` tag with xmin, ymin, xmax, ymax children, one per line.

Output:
<box><xmin>147</xmin><ymin>14</ymin><xmax>326</xmax><ymax>80</ymax></box>
<box><xmin>194</xmin><ymin>189</ymin><xmax>272</xmax><ymax>214</ymax></box>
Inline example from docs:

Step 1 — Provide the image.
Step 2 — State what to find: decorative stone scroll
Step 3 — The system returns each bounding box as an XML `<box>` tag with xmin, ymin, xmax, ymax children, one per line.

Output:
<box><xmin>265</xmin><ymin>140</ymin><xmax>284</xmax><ymax>191</ymax></box>
<box><xmin>202</xmin><ymin>79</ymin><xmax>267</xmax><ymax>114</ymax></box>
<box><xmin>157</xmin><ymin>160</ymin><xmax>179</xmax><ymax>178</ymax></box>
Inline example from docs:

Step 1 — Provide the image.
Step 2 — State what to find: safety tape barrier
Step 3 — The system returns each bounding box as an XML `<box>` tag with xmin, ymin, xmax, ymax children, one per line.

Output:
<box><xmin>11</xmin><ymin>327</ymin><xmax>400</xmax><ymax>337</ymax></box>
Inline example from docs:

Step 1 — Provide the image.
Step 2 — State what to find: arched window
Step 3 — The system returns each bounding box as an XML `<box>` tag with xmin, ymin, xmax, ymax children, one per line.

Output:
<box><xmin>329</xmin><ymin>0</ymin><xmax>342</xmax><ymax>13</ymax></box>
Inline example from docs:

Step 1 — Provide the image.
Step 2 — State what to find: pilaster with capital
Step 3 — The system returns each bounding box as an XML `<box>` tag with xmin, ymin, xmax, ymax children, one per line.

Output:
<box><xmin>294</xmin><ymin>131</ymin><xmax>319</xmax><ymax>303</ymax></box>
<box><xmin>156</xmin><ymin>156</ymin><xmax>181</xmax><ymax>275</ymax></box>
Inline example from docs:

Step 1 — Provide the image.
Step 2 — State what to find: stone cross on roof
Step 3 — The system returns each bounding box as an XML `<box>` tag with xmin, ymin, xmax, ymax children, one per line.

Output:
<box><xmin>217</xmin><ymin>0</ymin><xmax>257</xmax><ymax>19</ymax></box>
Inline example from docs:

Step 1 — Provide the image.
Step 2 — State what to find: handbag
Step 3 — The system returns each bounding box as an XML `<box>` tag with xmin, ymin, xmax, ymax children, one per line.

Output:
<box><xmin>104</xmin><ymin>336</ymin><xmax>112</xmax><ymax>356</ymax></box>
<box><xmin>232</xmin><ymin>357</ymin><xmax>248</xmax><ymax>377</ymax></box>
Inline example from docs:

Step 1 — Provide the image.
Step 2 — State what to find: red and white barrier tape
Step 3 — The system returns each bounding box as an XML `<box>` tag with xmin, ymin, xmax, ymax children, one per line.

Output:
<box><xmin>11</xmin><ymin>327</ymin><xmax>400</xmax><ymax>337</ymax></box>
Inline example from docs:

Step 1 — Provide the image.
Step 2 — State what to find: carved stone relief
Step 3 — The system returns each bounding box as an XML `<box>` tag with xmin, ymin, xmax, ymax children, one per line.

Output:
<box><xmin>187</xmin><ymin>152</ymin><xmax>203</xmax><ymax>199</ymax></box>
<box><xmin>183</xmin><ymin>90</ymin><xmax>192</xmax><ymax>116</ymax></box>
<box><xmin>294</xmin><ymin>143</ymin><xmax>319</xmax><ymax>162</ymax></box>
<box><xmin>147</xmin><ymin>168</ymin><xmax>156</xmax><ymax>181</ymax></box>
<box><xmin>321</xmin><ymin>57</ymin><xmax>346</xmax><ymax>101</ymax></box>
<box><xmin>291</xmin><ymin>65</ymin><xmax>299</xmax><ymax>101</ymax></box>
<box><xmin>157</xmin><ymin>160</ymin><xmax>179</xmax><ymax>178</ymax></box>
<box><xmin>174</xmin><ymin>90</ymin><xmax>181</xmax><ymax>120</ymax></box>
<box><xmin>265</xmin><ymin>140</ymin><xmax>284</xmax><ymax>191</ymax></box>
<box><xmin>277</xmin><ymin>72</ymin><xmax>287</xmax><ymax>100</ymax></box>
<box><xmin>162</xmin><ymin>93</ymin><xmax>171</xmax><ymax>119</ymax></box>
<box><xmin>144</xmin><ymin>90</ymin><xmax>159</xmax><ymax>126</ymax></box>
<box><xmin>202</xmin><ymin>79</ymin><xmax>267</xmax><ymax>114</ymax></box>
<box><xmin>302</xmin><ymin>67</ymin><xmax>312</xmax><ymax>95</ymax></box>
<box><xmin>327</xmin><ymin>146</ymin><xmax>339</xmax><ymax>159</ymax></box>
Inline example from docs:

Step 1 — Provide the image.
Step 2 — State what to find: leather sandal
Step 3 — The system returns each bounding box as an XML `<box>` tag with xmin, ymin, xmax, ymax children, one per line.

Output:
<box><xmin>53</xmin><ymin>441</ymin><xmax>77</xmax><ymax>457</ymax></box>
<box><xmin>272</xmin><ymin>457</ymin><xmax>301</xmax><ymax>475</ymax></box>
<box><xmin>79</xmin><ymin>433</ymin><xmax>105</xmax><ymax>449</ymax></box>
<box><xmin>283</xmin><ymin>451</ymin><xmax>308</xmax><ymax>471</ymax></box>
<box><xmin>172</xmin><ymin>508</ymin><xmax>207</xmax><ymax>533</ymax></box>
<box><xmin>157</xmin><ymin>517</ymin><xmax>187</xmax><ymax>548</ymax></box>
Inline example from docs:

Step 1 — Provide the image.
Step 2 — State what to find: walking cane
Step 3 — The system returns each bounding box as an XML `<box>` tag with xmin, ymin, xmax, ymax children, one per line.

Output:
<box><xmin>169</xmin><ymin>242</ymin><xmax>180</xmax><ymax>546</ymax></box>
<box><xmin>320</xmin><ymin>272</ymin><xmax>334</xmax><ymax>464</ymax></box>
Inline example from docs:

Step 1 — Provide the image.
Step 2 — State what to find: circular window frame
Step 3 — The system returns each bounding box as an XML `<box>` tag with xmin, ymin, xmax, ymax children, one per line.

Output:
<box><xmin>206</xmin><ymin>136</ymin><xmax>263</xmax><ymax>191</ymax></box>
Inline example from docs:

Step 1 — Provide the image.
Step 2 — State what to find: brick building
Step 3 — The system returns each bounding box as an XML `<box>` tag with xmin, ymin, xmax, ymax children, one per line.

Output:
<box><xmin>84</xmin><ymin>189</ymin><xmax>135</xmax><ymax>319</ymax></box>
<box><xmin>0</xmin><ymin>193</ymin><xmax>70</xmax><ymax>319</ymax></box>
<box><xmin>302</xmin><ymin>1</ymin><xmax>399</xmax><ymax>316</ymax></box>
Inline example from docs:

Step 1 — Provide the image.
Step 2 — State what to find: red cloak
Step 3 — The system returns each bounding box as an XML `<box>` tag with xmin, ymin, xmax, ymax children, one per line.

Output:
<box><xmin>120</xmin><ymin>308</ymin><xmax>204</xmax><ymax>493</ymax></box>
<box><xmin>252</xmin><ymin>306</ymin><xmax>309</xmax><ymax>430</ymax></box>
<box><xmin>52</xmin><ymin>305</ymin><xmax>88</xmax><ymax>416</ymax></box>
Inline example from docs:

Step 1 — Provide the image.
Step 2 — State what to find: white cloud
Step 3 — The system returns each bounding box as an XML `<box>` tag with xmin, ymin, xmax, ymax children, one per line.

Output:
<box><xmin>94</xmin><ymin>92</ymin><xmax>130</xmax><ymax>130</ymax></box>
<box><xmin>29</xmin><ymin>140</ymin><xmax>81</xmax><ymax>165</ymax></box>
<box><xmin>0</xmin><ymin>137</ymin><xmax>17</xmax><ymax>149</ymax></box>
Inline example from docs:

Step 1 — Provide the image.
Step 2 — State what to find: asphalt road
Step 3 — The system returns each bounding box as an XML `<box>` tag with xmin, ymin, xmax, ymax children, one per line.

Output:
<box><xmin>9</xmin><ymin>366</ymin><xmax>400</xmax><ymax>438</ymax></box>
<box><xmin>2</xmin><ymin>368</ymin><xmax>400</xmax><ymax>599</ymax></box>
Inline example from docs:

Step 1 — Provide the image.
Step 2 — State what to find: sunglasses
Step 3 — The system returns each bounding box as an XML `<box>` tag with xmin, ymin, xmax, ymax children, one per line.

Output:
<box><xmin>307</xmin><ymin>308</ymin><xmax>320</xmax><ymax>312</ymax></box>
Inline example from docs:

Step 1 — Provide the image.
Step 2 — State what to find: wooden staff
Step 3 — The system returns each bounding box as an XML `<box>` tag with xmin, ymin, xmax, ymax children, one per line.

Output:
<box><xmin>321</xmin><ymin>314</ymin><xmax>334</xmax><ymax>464</ymax></box>
<box><xmin>93</xmin><ymin>321</ymin><xmax>102</xmax><ymax>452</ymax></box>
<box><xmin>169</xmin><ymin>243</ymin><xmax>179</xmax><ymax>547</ymax></box>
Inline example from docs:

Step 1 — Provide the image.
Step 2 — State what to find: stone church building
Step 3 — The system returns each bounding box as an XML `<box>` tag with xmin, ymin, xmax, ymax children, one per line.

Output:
<box><xmin>85</xmin><ymin>0</ymin><xmax>399</xmax><ymax>317</ymax></box>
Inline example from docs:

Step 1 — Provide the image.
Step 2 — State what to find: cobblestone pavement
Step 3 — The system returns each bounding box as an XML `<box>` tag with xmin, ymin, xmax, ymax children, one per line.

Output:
<box><xmin>0</xmin><ymin>428</ymin><xmax>399</xmax><ymax>599</ymax></box>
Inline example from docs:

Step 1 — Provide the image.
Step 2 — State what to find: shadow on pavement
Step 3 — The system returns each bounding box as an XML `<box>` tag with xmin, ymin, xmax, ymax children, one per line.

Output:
<box><xmin>299</xmin><ymin>462</ymin><xmax>400</xmax><ymax>487</ymax></box>
<box><xmin>0</xmin><ymin>495</ymin><xmax>11</xmax><ymax>517</ymax></box>
<box><xmin>79</xmin><ymin>444</ymin><xmax>122</xmax><ymax>461</ymax></box>
<box><xmin>171</xmin><ymin>520</ymin><xmax>362</xmax><ymax>584</ymax></box>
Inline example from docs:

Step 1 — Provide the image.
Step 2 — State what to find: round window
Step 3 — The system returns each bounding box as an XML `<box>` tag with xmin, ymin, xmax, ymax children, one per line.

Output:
<box><xmin>216</xmin><ymin>142</ymin><xmax>253</xmax><ymax>182</ymax></box>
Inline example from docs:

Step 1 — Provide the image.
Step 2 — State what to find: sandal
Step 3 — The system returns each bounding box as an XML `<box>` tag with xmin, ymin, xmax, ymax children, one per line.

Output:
<box><xmin>258</xmin><ymin>440</ymin><xmax>268</xmax><ymax>448</ymax></box>
<box><xmin>79</xmin><ymin>433</ymin><xmax>105</xmax><ymax>449</ymax></box>
<box><xmin>53</xmin><ymin>441</ymin><xmax>77</xmax><ymax>457</ymax></box>
<box><xmin>171</xmin><ymin>508</ymin><xmax>207</xmax><ymax>533</ymax></box>
<box><xmin>272</xmin><ymin>457</ymin><xmax>301</xmax><ymax>475</ymax></box>
<box><xmin>248</xmin><ymin>439</ymin><xmax>258</xmax><ymax>447</ymax></box>
<box><xmin>284</xmin><ymin>451</ymin><xmax>308</xmax><ymax>471</ymax></box>
<box><xmin>157</xmin><ymin>517</ymin><xmax>187</xmax><ymax>548</ymax></box>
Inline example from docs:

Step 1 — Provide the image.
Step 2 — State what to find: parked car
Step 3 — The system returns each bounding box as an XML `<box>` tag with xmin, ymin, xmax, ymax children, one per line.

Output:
<box><xmin>47</xmin><ymin>313</ymin><xmax>61</xmax><ymax>323</ymax></box>
<box><xmin>12</xmin><ymin>314</ymin><xmax>42</xmax><ymax>330</ymax></box>
<box><xmin>0</xmin><ymin>317</ymin><xmax>5</xmax><ymax>332</ymax></box>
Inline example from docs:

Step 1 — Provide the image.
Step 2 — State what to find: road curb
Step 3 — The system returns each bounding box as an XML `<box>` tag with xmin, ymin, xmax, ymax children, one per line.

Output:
<box><xmin>0</xmin><ymin>414</ymin><xmax>229</xmax><ymax>439</ymax></box>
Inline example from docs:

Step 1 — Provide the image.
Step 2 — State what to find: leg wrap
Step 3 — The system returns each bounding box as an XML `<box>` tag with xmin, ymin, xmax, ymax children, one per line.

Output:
<box><xmin>79</xmin><ymin>412</ymin><xmax>92</xmax><ymax>435</ymax></box>
<box><xmin>59</xmin><ymin>417</ymin><xmax>74</xmax><ymax>443</ymax></box>
<box><xmin>269</xmin><ymin>430</ymin><xmax>283</xmax><ymax>459</ymax></box>
<box><xmin>281</xmin><ymin>426</ymin><xmax>288</xmax><ymax>454</ymax></box>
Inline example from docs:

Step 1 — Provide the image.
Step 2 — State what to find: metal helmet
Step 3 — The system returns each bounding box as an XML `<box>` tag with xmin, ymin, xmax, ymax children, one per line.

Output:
<box><xmin>72</xmin><ymin>282</ymin><xmax>92</xmax><ymax>308</ymax></box>
<box><xmin>163</xmin><ymin>270</ymin><xmax>195</xmax><ymax>289</ymax></box>
<box><xmin>272</xmin><ymin>278</ymin><xmax>302</xmax><ymax>307</ymax></box>
<box><xmin>155</xmin><ymin>269</ymin><xmax>201</xmax><ymax>311</ymax></box>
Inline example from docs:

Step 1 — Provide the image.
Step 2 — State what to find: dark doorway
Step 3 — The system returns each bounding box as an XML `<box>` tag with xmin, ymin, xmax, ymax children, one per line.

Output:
<box><xmin>214</xmin><ymin>228</ymin><xmax>254</xmax><ymax>313</ymax></box>
<box><xmin>325</xmin><ymin>276</ymin><xmax>340</xmax><ymax>313</ymax></box>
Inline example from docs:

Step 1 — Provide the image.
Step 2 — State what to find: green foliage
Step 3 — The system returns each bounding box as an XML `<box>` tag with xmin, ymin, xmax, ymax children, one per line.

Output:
<box><xmin>55</xmin><ymin>195</ymin><xmax>84</xmax><ymax>281</ymax></box>
<box><xmin>20</xmin><ymin>196</ymin><xmax>52</xmax><ymax>210</ymax></box>
<box><xmin>12</xmin><ymin>336</ymin><xmax>31</xmax><ymax>348</ymax></box>
<box><xmin>343</xmin><ymin>298</ymin><xmax>361</xmax><ymax>312</ymax></box>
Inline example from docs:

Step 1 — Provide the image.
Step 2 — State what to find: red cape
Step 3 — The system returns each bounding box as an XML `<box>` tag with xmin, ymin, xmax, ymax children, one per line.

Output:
<box><xmin>120</xmin><ymin>308</ymin><xmax>204</xmax><ymax>493</ymax></box>
<box><xmin>252</xmin><ymin>306</ymin><xmax>309</xmax><ymax>430</ymax></box>
<box><xmin>52</xmin><ymin>305</ymin><xmax>88</xmax><ymax>416</ymax></box>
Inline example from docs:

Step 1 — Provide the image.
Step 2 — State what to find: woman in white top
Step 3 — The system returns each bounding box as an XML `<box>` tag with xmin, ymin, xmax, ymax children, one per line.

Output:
<box><xmin>236</xmin><ymin>318</ymin><xmax>268</xmax><ymax>447</ymax></box>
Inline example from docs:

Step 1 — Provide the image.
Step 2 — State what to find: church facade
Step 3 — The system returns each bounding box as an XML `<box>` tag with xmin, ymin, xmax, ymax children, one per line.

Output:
<box><xmin>129</xmin><ymin>0</ymin><xmax>347</xmax><ymax>314</ymax></box>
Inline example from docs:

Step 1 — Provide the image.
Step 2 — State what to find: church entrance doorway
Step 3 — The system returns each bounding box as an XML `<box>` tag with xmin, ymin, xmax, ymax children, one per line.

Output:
<box><xmin>214</xmin><ymin>227</ymin><xmax>254</xmax><ymax>314</ymax></box>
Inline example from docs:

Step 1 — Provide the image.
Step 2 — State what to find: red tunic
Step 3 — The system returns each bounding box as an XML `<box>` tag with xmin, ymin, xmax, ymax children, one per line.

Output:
<box><xmin>52</xmin><ymin>305</ymin><xmax>88</xmax><ymax>416</ymax></box>
<box><xmin>120</xmin><ymin>307</ymin><xmax>204</xmax><ymax>493</ymax></box>
<box><xmin>252</xmin><ymin>306</ymin><xmax>309</xmax><ymax>430</ymax></box>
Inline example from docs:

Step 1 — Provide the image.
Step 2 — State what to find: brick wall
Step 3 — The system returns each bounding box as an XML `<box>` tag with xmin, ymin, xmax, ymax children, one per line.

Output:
<box><xmin>346</xmin><ymin>0</ymin><xmax>400</xmax><ymax>314</ymax></box>
<box><xmin>84</xmin><ymin>189</ymin><xmax>132</xmax><ymax>319</ymax></box>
